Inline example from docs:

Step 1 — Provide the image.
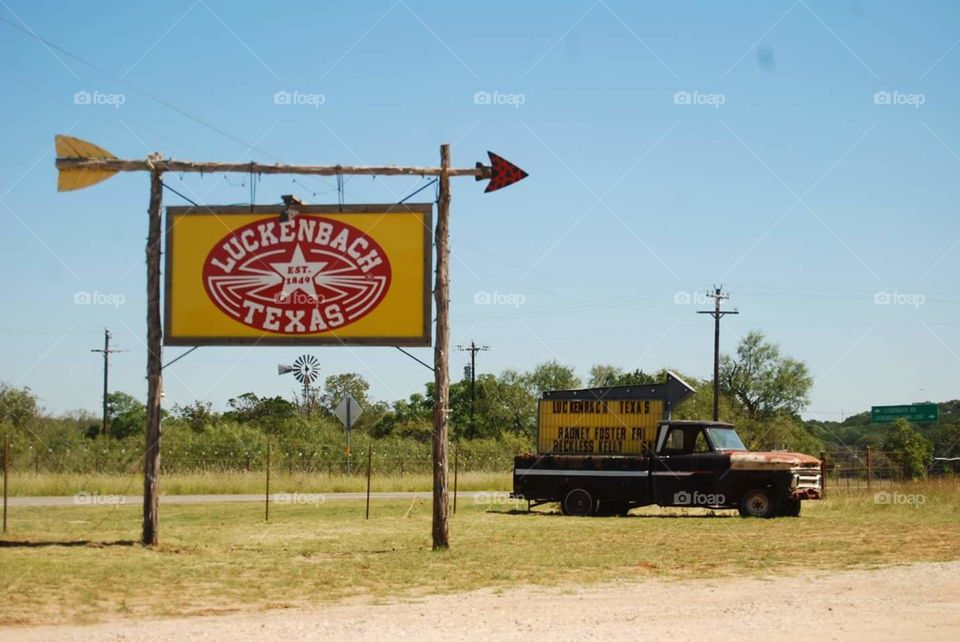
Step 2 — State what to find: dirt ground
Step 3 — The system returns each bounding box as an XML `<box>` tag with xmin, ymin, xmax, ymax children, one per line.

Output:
<box><xmin>5</xmin><ymin>561</ymin><xmax>959</xmax><ymax>641</ymax></box>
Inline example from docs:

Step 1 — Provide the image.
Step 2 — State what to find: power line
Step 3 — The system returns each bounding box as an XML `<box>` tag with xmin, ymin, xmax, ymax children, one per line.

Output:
<box><xmin>0</xmin><ymin>15</ymin><xmax>280</xmax><ymax>160</ymax></box>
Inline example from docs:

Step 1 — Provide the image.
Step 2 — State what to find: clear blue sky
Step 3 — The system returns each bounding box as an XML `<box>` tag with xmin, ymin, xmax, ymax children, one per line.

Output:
<box><xmin>1</xmin><ymin>1</ymin><xmax>958</xmax><ymax>420</ymax></box>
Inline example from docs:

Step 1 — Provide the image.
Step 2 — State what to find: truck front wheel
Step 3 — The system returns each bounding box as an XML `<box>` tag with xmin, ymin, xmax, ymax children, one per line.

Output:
<box><xmin>562</xmin><ymin>488</ymin><xmax>596</xmax><ymax>516</ymax></box>
<box><xmin>781</xmin><ymin>498</ymin><xmax>801</xmax><ymax>517</ymax></box>
<box><xmin>738</xmin><ymin>488</ymin><xmax>778</xmax><ymax>518</ymax></box>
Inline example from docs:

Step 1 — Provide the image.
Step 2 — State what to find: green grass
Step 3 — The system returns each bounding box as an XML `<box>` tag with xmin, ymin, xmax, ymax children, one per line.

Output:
<box><xmin>3</xmin><ymin>470</ymin><xmax>511</xmax><ymax>496</ymax></box>
<box><xmin>1</xmin><ymin>479</ymin><xmax>958</xmax><ymax>626</ymax></box>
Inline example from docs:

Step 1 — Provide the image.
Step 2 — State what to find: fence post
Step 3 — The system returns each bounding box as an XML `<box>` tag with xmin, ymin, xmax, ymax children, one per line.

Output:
<box><xmin>453</xmin><ymin>441</ymin><xmax>459</xmax><ymax>515</ymax></box>
<box><xmin>265</xmin><ymin>439</ymin><xmax>271</xmax><ymax>522</ymax></box>
<box><xmin>3</xmin><ymin>433</ymin><xmax>9</xmax><ymax>534</ymax></box>
<box><xmin>866</xmin><ymin>446</ymin><xmax>872</xmax><ymax>491</ymax></box>
<box><xmin>820</xmin><ymin>451</ymin><xmax>827</xmax><ymax>498</ymax></box>
<box><xmin>365</xmin><ymin>448</ymin><xmax>372</xmax><ymax>520</ymax></box>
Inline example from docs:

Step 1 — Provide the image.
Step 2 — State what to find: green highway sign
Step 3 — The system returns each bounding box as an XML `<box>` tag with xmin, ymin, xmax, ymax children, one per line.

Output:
<box><xmin>871</xmin><ymin>404</ymin><xmax>939</xmax><ymax>423</ymax></box>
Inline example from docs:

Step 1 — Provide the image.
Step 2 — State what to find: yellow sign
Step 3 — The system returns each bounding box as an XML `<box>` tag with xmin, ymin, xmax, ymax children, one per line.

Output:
<box><xmin>165</xmin><ymin>204</ymin><xmax>432</xmax><ymax>346</ymax></box>
<box><xmin>537</xmin><ymin>398</ymin><xmax>664</xmax><ymax>455</ymax></box>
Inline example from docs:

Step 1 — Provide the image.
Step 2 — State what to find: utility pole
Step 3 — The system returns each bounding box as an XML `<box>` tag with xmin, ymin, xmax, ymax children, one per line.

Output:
<box><xmin>698</xmin><ymin>286</ymin><xmax>738</xmax><ymax>422</ymax></box>
<box><xmin>456</xmin><ymin>341</ymin><xmax>489</xmax><ymax>439</ymax></box>
<box><xmin>432</xmin><ymin>143</ymin><xmax>452</xmax><ymax>550</ymax></box>
<box><xmin>90</xmin><ymin>328</ymin><xmax>125</xmax><ymax>437</ymax></box>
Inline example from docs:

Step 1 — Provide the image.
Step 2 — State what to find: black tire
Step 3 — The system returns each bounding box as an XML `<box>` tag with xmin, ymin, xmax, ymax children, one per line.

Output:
<box><xmin>781</xmin><ymin>498</ymin><xmax>801</xmax><ymax>517</ymax></box>
<box><xmin>596</xmin><ymin>500</ymin><xmax>630</xmax><ymax>517</ymax></box>
<box><xmin>738</xmin><ymin>488</ymin><xmax>778</xmax><ymax>518</ymax></box>
<box><xmin>562</xmin><ymin>488</ymin><xmax>596</xmax><ymax>517</ymax></box>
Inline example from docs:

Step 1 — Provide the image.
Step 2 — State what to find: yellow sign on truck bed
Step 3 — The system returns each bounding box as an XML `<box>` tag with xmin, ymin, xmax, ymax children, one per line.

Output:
<box><xmin>536</xmin><ymin>373</ymin><xmax>696</xmax><ymax>456</ymax></box>
<box><xmin>538</xmin><ymin>398</ymin><xmax>664</xmax><ymax>455</ymax></box>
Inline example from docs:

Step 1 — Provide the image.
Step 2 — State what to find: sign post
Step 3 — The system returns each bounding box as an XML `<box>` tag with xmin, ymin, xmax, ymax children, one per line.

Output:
<box><xmin>143</xmin><ymin>166</ymin><xmax>163</xmax><ymax>546</ymax></box>
<box><xmin>54</xmin><ymin>135</ymin><xmax>527</xmax><ymax>549</ymax></box>
<box><xmin>334</xmin><ymin>394</ymin><xmax>363</xmax><ymax>475</ymax></box>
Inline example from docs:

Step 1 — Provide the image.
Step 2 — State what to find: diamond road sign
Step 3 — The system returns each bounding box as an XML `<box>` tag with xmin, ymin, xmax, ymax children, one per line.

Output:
<box><xmin>871</xmin><ymin>404</ymin><xmax>939</xmax><ymax>423</ymax></box>
<box><xmin>334</xmin><ymin>394</ymin><xmax>363</xmax><ymax>431</ymax></box>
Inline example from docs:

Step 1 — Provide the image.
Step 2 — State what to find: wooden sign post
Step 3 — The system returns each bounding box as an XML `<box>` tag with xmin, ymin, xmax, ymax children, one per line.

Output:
<box><xmin>54</xmin><ymin>136</ymin><xmax>527</xmax><ymax>550</ymax></box>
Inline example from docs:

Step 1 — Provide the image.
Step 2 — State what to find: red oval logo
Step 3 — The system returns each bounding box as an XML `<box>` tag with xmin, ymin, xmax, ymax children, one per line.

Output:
<box><xmin>203</xmin><ymin>216</ymin><xmax>391</xmax><ymax>334</ymax></box>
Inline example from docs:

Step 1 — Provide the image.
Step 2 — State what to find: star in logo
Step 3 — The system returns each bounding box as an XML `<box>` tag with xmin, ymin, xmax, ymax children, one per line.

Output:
<box><xmin>270</xmin><ymin>244</ymin><xmax>327</xmax><ymax>302</ymax></box>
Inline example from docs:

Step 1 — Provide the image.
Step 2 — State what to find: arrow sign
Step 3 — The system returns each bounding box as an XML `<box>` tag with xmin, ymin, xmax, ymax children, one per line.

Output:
<box><xmin>479</xmin><ymin>151</ymin><xmax>529</xmax><ymax>193</ymax></box>
<box><xmin>334</xmin><ymin>394</ymin><xmax>363</xmax><ymax>431</ymax></box>
<box><xmin>54</xmin><ymin>135</ymin><xmax>528</xmax><ymax>194</ymax></box>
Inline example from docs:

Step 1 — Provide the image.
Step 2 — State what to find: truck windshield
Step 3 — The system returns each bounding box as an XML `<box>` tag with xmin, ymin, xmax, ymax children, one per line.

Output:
<box><xmin>706</xmin><ymin>428</ymin><xmax>747</xmax><ymax>451</ymax></box>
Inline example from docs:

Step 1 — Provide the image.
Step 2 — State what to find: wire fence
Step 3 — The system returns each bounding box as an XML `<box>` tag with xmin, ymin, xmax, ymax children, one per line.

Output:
<box><xmin>820</xmin><ymin>449</ymin><xmax>959</xmax><ymax>492</ymax></box>
<box><xmin>6</xmin><ymin>444</ymin><xmax>960</xmax><ymax>481</ymax></box>
<box><xmin>3</xmin><ymin>442</ymin><xmax>516</xmax><ymax>477</ymax></box>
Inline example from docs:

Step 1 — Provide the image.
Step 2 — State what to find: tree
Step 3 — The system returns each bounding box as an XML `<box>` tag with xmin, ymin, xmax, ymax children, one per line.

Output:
<box><xmin>883</xmin><ymin>418</ymin><xmax>933</xmax><ymax>479</ymax></box>
<box><xmin>225</xmin><ymin>393</ymin><xmax>297</xmax><ymax>436</ymax></box>
<box><xmin>720</xmin><ymin>331</ymin><xmax>812</xmax><ymax>421</ymax></box>
<box><xmin>525</xmin><ymin>360</ymin><xmax>581</xmax><ymax>396</ymax></box>
<box><xmin>588</xmin><ymin>364</ymin><xmax>622</xmax><ymax>387</ymax></box>
<box><xmin>172</xmin><ymin>400</ymin><xmax>216</xmax><ymax>432</ymax></box>
<box><xmin>588</xmin><ymin>365</ymin><xmax>658</xmax><ymax>387</ymax></box>
<box><xmin>103</xmin><ymin>392</ymin><xmax>146</xmax><ymax>439</ymax></box>
<box><xmin>319</xmin><ymin>373</ymin><xmax>370</xmax><ymax>413</ymax></box>
<box><xmin>476</xmin><ymin>371</ymin><xmax>537</xmax><ymax>439</ymax></box>
<box><xmin>0</xmin><ymin>383</ymin><xmax>39</xmax><ymax>435</ymax></box>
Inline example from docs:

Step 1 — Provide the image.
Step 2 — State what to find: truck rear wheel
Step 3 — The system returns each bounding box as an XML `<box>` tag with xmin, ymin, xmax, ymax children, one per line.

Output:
<box><xmin>738</xmin><ymin>488</ymin><xmax>778</xmax><ymax>518</ymax></box>
<box><xmin>596</xmin><ymin>500</ymin><xmax>631</xmax><ymax>517</ymax></box>
<box><xmin>562</xmin><ymin>488</ymin><xmax>595</xmax><ymax>517</ymax></box>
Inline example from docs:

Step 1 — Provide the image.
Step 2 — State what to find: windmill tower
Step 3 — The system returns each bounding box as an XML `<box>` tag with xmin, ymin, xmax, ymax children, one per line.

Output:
<box><xmin>278</xmin><ymin>354</ymin><xmax>321</xmax><ymax>413</ymax></box>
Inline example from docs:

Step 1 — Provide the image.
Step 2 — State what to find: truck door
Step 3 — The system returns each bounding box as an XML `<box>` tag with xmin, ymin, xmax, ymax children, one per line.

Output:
<box><xmin>652</xmin><ymin>426</ymin><xmax>725</xmax><ymax>507</ymax></box>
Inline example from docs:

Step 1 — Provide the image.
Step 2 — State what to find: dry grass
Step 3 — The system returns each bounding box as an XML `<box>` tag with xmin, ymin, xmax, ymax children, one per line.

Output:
<box><xmin>0</xmin><ymin>479</ymin><xmax>958</xmax><ymax>626</ymax></box>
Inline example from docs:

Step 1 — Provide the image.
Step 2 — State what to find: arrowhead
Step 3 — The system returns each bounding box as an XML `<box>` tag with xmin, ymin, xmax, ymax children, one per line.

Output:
<box><xmin>483</xmin><ymin>151</ymin><xmax>528</xmax><ymax>193</ymax></box>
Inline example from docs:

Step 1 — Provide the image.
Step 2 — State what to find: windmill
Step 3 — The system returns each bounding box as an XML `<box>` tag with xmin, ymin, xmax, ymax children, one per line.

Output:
<box><xmin>279</xmin><ymin>354</ymin><xmax>321</xmax><ymax>412</ymax></box>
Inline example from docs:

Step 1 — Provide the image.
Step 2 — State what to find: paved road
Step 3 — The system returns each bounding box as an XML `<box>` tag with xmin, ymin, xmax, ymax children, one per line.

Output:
<box><xmin>6</xmin><ymin>491</ymin><xmax>504</xmax><ymax>507</ymax></box>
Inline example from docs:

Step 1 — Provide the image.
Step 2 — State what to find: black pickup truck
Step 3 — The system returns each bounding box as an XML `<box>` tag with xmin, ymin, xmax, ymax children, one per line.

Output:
<box><xmin>513</xmin><ymin>420</ymin><xmax>822</xmax><ymax>518</ymax></box>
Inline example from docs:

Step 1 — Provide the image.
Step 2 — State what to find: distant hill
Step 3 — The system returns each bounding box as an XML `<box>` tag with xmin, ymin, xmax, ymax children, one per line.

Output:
<box><xmin>804</xmin><ymin>400</ymin><xmax>960</xmax><ymax>456</ymax></box>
